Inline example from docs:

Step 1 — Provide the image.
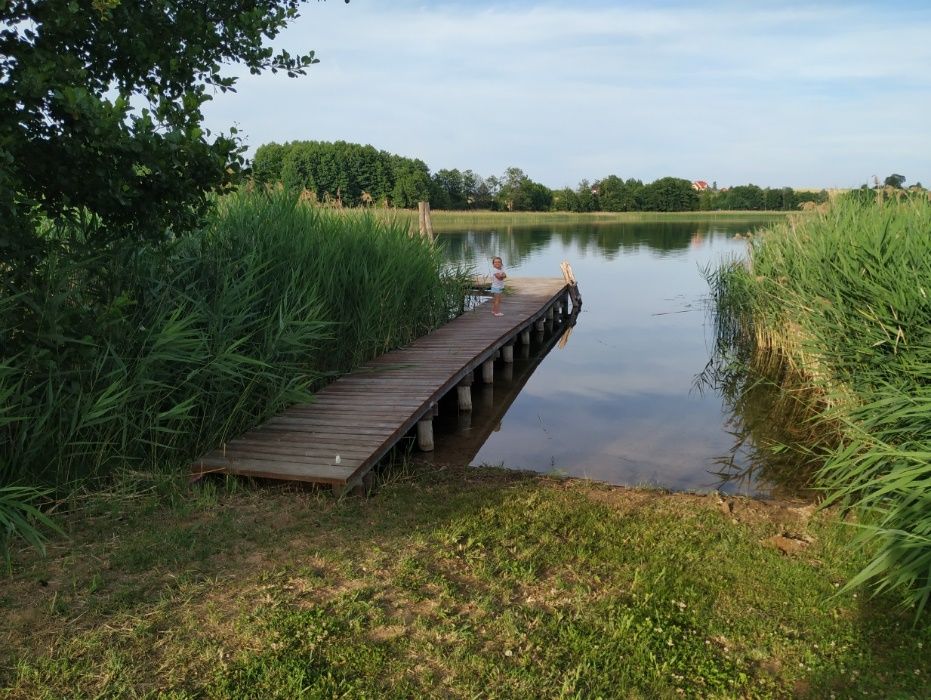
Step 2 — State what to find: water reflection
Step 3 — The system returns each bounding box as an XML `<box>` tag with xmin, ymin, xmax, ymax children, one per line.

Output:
<box><xmin>440</xmin><ymin>220</ymin><xmax>777</xmax><ymax>271</ymax></box>
<box><xmin>436</xmin><ymin>218</ymin><xmax>783</xmax><ymax>494</ymax></box>
<box><xmin>695</xmin><ymin>341</ymin><xmax>823</xmax><ymax>499</ymax></box>
<box><xmin>430</xmin><ymin>312</ymin><xmax>578</xmax><ymax>467</ymax></box>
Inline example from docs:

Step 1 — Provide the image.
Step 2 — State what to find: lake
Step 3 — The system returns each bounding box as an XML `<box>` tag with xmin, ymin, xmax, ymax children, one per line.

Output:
<box><xmin>428</xmin><ymin>218</ymin><xmax>787</xmax><ymax>496</ymax></box>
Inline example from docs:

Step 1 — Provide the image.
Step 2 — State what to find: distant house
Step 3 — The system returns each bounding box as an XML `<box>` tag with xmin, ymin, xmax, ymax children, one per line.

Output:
<box><xmin>691</xmin><ymin>180</ymin><xmax>709</xmax><ymax>191</ymax></box>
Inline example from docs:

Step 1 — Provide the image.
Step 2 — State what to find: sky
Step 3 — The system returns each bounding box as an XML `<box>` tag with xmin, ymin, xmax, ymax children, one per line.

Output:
<box><xmin>202</xmin><ymin>0</ymin><xmax>931</xmax><ymax>190</ymax></box>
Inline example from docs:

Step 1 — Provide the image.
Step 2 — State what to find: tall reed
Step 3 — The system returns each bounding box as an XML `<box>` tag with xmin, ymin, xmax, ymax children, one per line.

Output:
<box><xmin>707</xmin><ymin>196</ymin><xmax>931</xmax><ymax>615</ymax></box>
<box><xmin>0</xmin><ymin>190</ymin><xmax>469</xmax><ymax>494</ymax></box>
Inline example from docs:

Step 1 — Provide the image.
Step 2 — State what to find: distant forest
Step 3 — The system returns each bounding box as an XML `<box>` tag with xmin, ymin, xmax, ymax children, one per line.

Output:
<box><xmin>252</xmin><ymin>140</ymin><xmax>830</xmax><ymax>212</ymax></box>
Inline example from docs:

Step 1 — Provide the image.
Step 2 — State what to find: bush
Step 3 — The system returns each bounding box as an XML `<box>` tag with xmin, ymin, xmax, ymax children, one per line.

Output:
<box><xmin>0</xmin><ymin>190</ymin><xmax>468</xmax><ymax>492</ymax></box>
<box><xmin>708</xmin><ymin>197</ymin><xmax>931</xmax><ymax>615</ymax></box>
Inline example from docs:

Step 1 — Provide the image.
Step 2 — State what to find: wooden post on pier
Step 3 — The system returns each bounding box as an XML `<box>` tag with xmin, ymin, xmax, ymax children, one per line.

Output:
<box><xmin>520</xmin><ymin>329</ymin><xmax>531</xmax><ymax>345</ymax></box>
<box><xmin>424</xmin><ymin>202</ymin><xmax>434</xmax><ymax>240</ymax></box>
<box><xmin>418</xmin><ymin>201</ymin><xmax>434</xmax><ymax>242</ymax></box>
<box><xmin>502</xmin><ymin>343</ymin><xmax>514</xmax><ymax>363</ymax></box>
<box><xmin>560</xmin><ymin>261</ymin><xmax>582</xmax><ymax>310</ymax></box>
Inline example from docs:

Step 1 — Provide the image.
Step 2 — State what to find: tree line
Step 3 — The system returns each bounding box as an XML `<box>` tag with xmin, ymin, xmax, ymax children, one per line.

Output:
<box><xmin>253</xmin><ymin>140</ymin><xmax>829</xmax><ymax>212</ymax></box>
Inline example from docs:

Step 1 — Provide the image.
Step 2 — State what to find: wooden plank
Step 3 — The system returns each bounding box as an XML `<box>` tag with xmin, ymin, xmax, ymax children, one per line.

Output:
<box><xmin>226</xmin><ymin>438</ymin><xmax>377</xmax><ymax>454</ymax></box>
<box><xmin>193</xmin><ymin>277</ymin><xmax>571</xmax><ymax>486</ymax></box>
<box><xmin>275</xmin><ymin>407</ymin><xmax>397</xmax><ymax>418</ymax></box>
<box><xmin>227</xmin><ymin>435</ymin><xmax>386</xmax><ymax>451</ymax></box>
<box><xmin>216</xmin><ymin>444</ymin><xmax>372</xmax><ymax>462</ymax></box>
<box><xmin>254</xmin><ymin>424</ymin><xmax>394</xmax><ymax>438</ymax></box>
<box><xmin>284</xmin><ymin>409</ymin><xmax>403</xmax><ymax>419</ymax></box>
<box><xmin>194</xmin><ymin>456</ymin><xmax>356</xmax><ymax>481</ymax></box>
<box><xmin>204</xmin><ymin>443</ymin><xmax>369</xmax><ymax>462</ymax></box>
<box><xmin>264</xmin><ymin>417</ymin><xmax>401</xmax><ymax>430</ymax></box>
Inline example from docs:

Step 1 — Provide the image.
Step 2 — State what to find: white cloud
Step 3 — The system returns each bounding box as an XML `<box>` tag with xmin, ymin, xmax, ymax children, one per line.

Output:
<box><xmin>202</xmin><ymin>0</ymin><xmax>931</xmax><ymax>188</ymax></box>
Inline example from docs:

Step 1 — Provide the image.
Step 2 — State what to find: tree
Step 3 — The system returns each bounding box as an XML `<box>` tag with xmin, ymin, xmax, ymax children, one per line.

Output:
<box><xmin>474</xmin><ymin>177</ymin><xmax>497</xmax><ymax>210</ymax></box>
<box><xmin>391</xmin><ymin>159</ymin><xmax>431</xmax><ymax>208</ymax></box>
<box><xmin>253</xmin><ymin>142</ymin><xmax>289</xmax><ymax>185</ymax></box>
<box><xmin>724</xmin><ymin>184</ymin><xmax>765</xmax><ymax>210</ymax></box>
<box><xmin>526</xmin><ymin>181</ymin><xmax>553</xmax><ymax>211</ymax></box>
<box><xmin>884</xmin><ymin>174</ymin><xmax>906</xmax><ymax>189</ymax></box>
<box><xmin>595</xmin><ymin>175</ymin><xmax>648</xmax><ymax>212</ymax></box>
<box><xmin>551</xmin><ymin>187</ymin><xmax>578</xmax><ymax>212</ymax></box>
<box><xmin>641</xmin><ymin>177</ymin><xmax>698</xmax><ymax>212</ymax></box>
<box><xmin>575</xmin><ymin>179</ymin><xmax>596</xmax><ymax>212</ymax></box>
<box><xmin>432</xmin><ymin>169</ymin><xmax>466</xmax><ymax>209</ymax></box>
<box><xmin>461</xmin><ymin>170</ymin><xmax>480</xmax><ymax>208</ymax></box>
<box><xmin>497</xmin><ymin>167</ymin><xmax>528</xmax><ymax>211</ymax></box>
<box><xmin>1</xmin><ymin>0</ymin><xmax>318</xmax><ymax>262</ymax></box>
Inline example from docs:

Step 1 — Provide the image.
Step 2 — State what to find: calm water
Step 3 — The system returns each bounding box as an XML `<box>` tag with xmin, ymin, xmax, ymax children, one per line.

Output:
<box><xmin>428</xmin><ymin>219</ymin><xmax>783</xmax><ymax>496</ymax></box>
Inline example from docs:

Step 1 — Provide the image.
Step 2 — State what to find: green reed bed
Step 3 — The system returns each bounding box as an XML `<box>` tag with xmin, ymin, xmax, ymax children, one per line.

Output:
<box><xmin>708</xmin><ymin>195</ymin><xmax>931</xmax><ymax>614</ymax></box>
<box><xmin>0</xmin><ymin>191</ymin><xmax>468</xmax><ymax>504</ymax></box>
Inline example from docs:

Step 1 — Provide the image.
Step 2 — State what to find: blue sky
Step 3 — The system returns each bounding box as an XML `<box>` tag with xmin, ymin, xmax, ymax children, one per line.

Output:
<box><xmin>203</xmin><ymin>0</ymin><xmax>931</xmax><ymax>189</ymax></box>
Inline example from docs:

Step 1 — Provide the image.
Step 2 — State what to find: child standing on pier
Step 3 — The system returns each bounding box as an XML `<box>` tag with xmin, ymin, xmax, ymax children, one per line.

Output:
<box><xmin>490</xmin><ymin>256</ymin><xmax>507</xmax><ymax>316</ymax></box>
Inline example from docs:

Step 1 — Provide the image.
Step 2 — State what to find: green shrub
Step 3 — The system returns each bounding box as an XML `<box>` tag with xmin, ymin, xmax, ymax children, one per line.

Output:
<box><xmin>0</xmin><ymin>190</ymin><xmax>468</xmax><ymax>492</ymax></box>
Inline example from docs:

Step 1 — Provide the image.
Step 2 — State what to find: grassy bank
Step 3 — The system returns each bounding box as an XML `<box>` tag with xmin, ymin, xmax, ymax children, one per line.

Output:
<box><xmin>707</xmin><ymin>196</ymin><xmax>931</xmax><ymax>614</ymax></box>
<box><xmin>375</xmin><ymin>209</ymin><xmax>788</xmax><ymax>231</ymax></box>
<box><xmin>0</xmin><ymin>191</ymin><xmax>467</xmax><ymax>497</ymax></box>
<box><xmin>1</xmin><ymin>465</ymin><xmax>928</xmax><ymax>699</ymax></box>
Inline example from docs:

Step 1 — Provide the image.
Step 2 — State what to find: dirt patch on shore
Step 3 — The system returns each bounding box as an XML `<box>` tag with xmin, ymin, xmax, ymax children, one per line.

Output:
<box><xmin>580</xmin><ymin>480</ymin><xmax>819</xmax><ymax>531</ymax></box>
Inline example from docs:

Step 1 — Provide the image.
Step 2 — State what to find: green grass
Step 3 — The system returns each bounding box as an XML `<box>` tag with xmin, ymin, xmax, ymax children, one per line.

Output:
<box><xmin>707</xmin><ymin>195</ymin><xmax>931</xmax><ymax>615</ymax></box>
<box><xmin>1</xmin><ymin>465</ymin><xmax>928</xmax><ymax>698</ymax></box>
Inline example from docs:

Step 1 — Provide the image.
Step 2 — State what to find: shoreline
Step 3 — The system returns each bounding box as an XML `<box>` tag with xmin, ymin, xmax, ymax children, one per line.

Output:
<box><xmin>369</xmin><ymin>208</ymin><xmax>791</xmax><ymax>230</ymax></box>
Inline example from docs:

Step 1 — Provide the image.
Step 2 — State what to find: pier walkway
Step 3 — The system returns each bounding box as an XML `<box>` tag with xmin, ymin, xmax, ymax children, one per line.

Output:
<box><xmin>193</xmin><ymin>276</ymin><xmax>579</xmax><ymax>494</ymax></box>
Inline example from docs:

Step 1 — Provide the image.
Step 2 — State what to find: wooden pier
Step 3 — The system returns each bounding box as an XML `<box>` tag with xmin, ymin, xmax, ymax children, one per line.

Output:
<box><xmin>430</xmin><ymin>314</ymin><xmax>577</xmax><ymax>465</ymax></box>
<box><xmin>193</xmin><ymin>275</ymin><xmax>580</xmax><ymax>494</ymax></box>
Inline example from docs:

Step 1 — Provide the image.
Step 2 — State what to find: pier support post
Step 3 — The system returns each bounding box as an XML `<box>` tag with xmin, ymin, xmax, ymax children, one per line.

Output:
<box><xmin>519</xmin><ymin>343</ymin><xmax>530</xmax><ymax>360</ymax></box>
<box><xmin>482</xmin><ymin>358</ymin><xmax>495</xmax><ymax>383</ymax></box>
<box><xmin>457</xmin><ymin>410</ymin><xmax>472</xmax><ymax>432</ymax></box>
<box><xmin>417</xmin><ymin>417</ymin><xmax>434</xmax><ymax>451</ymax></box>
<box><xmin>546</xmin><ymin>305</ymin><xmax>554</xmax><ymax>321</ymax></box>
<box><xmin>502</xmin><ymin>343</ymin><xmax>514</xmax><ymax>363</ymax></box>
<box><xmin>479</xmin><ymin>384</ymin><xmax>494</xmax><ymax>410</ymax></box>
<box><xmin>457</xmin><ymin>373</ymin><xmax>473</xmax><ymax>411</ymax></box>
<box><xmin>520</xmin><ymin>329</ymin><xmax>531</xmax><ymax>345</ymax></box>
<box><xmin>535</xmin><ymin>318</ymin><xmax>545</xmax><ymax>332</ymax></box>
